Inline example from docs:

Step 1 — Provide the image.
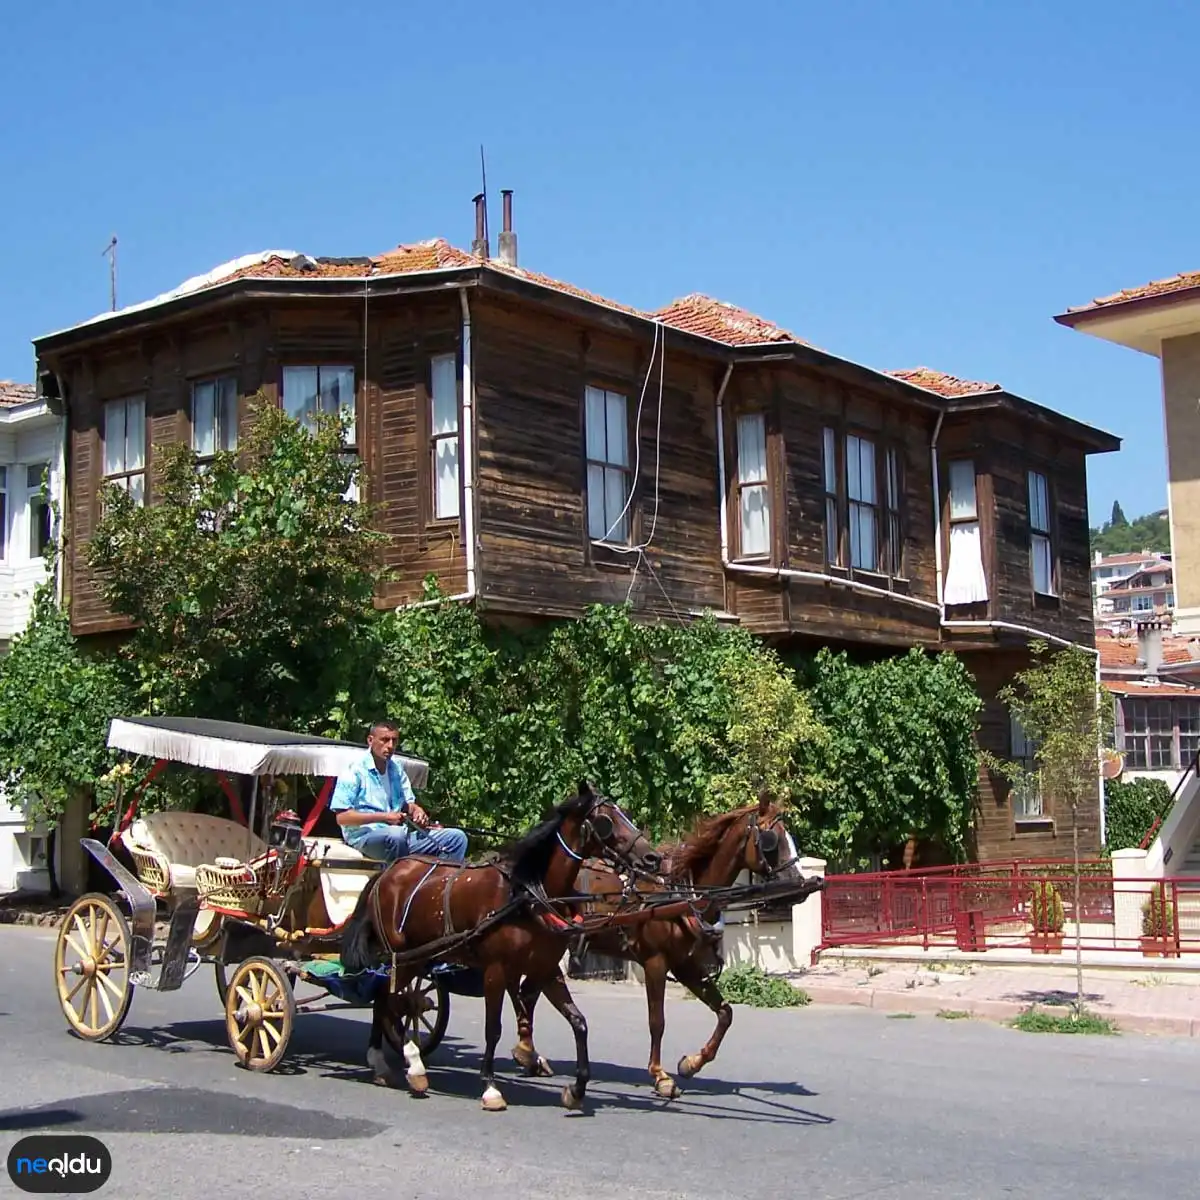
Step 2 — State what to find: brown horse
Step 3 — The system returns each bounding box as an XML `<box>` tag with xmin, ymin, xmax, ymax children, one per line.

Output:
<box><xmin>339</xmin><ymin>781</ymin><xmax>659</xmax><ymax>1111</ymax></box>
<box><xmin>509</xmin><ymin>792</ymin><xmax>806</xmax><ymax>1099</ymax></box>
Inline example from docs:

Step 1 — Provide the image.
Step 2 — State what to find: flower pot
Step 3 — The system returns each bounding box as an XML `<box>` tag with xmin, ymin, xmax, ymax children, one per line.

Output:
<box><xmin>1140</xmin><ymin>936</ymin><xmax>1180</xmax><ymax>959</ymax></box>
<box><xmin>1029</xmin><ymin>931</ymin><xmax>1064</xmax><ymax>955</ymax></box>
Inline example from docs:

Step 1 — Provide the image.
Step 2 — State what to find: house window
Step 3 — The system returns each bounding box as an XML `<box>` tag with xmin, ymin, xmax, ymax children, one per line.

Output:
<box><xmin>884</xmin><ymin>447</ymin><xmax>902</xmax><ymax>576</ymax></box>
<box><xmin>823</xmin><ymin>427</ymin><xmax>840</xmax><ymax>565</ymax></box>
<box><xmin>1122</xmin><ymin>698</ymin><xmax>1199</xmax><ymax>770</ymax></box>
<box><xmin>1028</xmin><ymin>470</ymin><xmax>1055</xmax><ymax>595</ymax></box>
<box><xmin>103</xmin><ymin>395</ymin><xmax>146</xmax><ymax>505</ymax></box>
<box><xmin>736</xmin><ymin>412</ymin><xmax>770</xmax><ymax>558</ymax></box>
<box><xmin>1010</xmin><ymin>714</ymin><xmax>1044</xmax><ymax>819</ymax></box>
<box><xmin>282</xmin><ymin>366</ymin><xmax>357</xmax><ymax>501</ymax></box>
<box><xmin>943</xmin><ymin>459</ymin><xmax>988</xmax><ymax>605</ymax></box>
<box><xmin>192</xmin><ymin>376</ymin><xmax>238</xmax><ymax>458</ymax></box>
<box><xmin>0</xmin><ymin>466</ymin><xmax>7</xmax><ymax>560</ymax></box>
<box><xmin>585</xmin><ymin>385</ymin><xmax>631</xmax><ymax>544</ymax></box>
<box><xmin>846</xmin><ymin>434</ymin><xmax>878</xmax><ymax>571</ymax></box>
<box><xmin>27</xmin><ymin>463</ymin><xmax>51</xmax><ymax>559</ymax></box>
<box><xmin>430</xmin><ymin>354</ymin><xmax>459</xmax><ymax>520</ymax></box>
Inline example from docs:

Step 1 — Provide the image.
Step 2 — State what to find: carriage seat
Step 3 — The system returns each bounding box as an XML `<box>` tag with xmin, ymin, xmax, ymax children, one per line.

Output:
<box><xmin>121</xmin><ymin>811</ymin><xmax>268</xmax><ymax>896</ymax></box>
<box><xmin>303</xmin><ymin>835</ymin><xmax>380</xmax><ymax>928</ymax></box>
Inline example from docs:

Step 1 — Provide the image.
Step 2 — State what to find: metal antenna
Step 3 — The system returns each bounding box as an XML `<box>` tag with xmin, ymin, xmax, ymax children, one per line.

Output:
<box><xmin>479</xmin><ymin>145</ymin><xmax>488</xmax><ymax>250</ymax></box>
<box><xmin>102</xmin><ymin>235</ymin><xmax>117</xmax><ymax>310</ymax></box>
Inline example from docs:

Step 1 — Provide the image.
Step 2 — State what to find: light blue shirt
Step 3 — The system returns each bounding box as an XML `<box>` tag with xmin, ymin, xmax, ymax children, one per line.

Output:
<box><xmin>330</xmin><ymin>751</ymin><xmax>416</xmax><ymax>850</ymax></box>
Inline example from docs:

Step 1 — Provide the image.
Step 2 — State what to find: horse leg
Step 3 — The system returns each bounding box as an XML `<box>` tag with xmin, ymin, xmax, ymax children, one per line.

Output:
<box><xmin>378</xmin><ymin>968</ymin><xmax>429</xmax><ymax>1096</ymax></box>
<box><xmin>509</xmin><ymin>975</ymin><xmax>554</xmax><ymax>1077</ymax></box>
<box><xmin>537</xmin><ymin>972</ymin><xmax>590</xmax><ymax>1111</ymax></box>
<box><xmin>480</xmin><ymin>962</ymin><xmax>508</xmax><ymax>1111</ymax></box>
<box><xmin>366</xmin><ymin>986</ymin><xmax>396</xmax><ymax>1087</ymax></box>
<box><xmin>642</xmin><ymin>953</ymin><xmax>680</xmax><ymax>1099</ymax></box>
<box><xmin>671</xmin><ymin>958</ymin><xmax>733</xmax><ymax>1081</ymax></box>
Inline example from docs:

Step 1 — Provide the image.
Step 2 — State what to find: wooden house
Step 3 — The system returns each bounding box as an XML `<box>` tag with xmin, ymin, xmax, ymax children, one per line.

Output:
<box><xmin>31</xmin><ymin>195</ymin><xmax>1120</xmax><ymax>860</ymax></box>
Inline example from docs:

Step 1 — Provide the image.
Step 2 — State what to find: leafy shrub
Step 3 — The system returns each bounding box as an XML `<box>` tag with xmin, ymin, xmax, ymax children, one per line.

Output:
<box><xmin>716</xmin><ymin>963</ymin><xmax>811</xmax><ymax>1008</ymax></box>
<box><xmin>1104</xmin><ymin>777</ymin><xmax>1174</xmax><ymax>852</ymax></box>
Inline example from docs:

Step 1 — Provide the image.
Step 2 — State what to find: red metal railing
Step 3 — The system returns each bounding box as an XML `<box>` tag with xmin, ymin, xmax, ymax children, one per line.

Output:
<box><xmin>1138</xmin><ymin>749</ymin><xmax>1200</xmax><ymax>850</ymax></box>
<box><xmin>819</xmin><ymin>864</ymin><xmax>1200</xmax><ymax>958</ymax></box>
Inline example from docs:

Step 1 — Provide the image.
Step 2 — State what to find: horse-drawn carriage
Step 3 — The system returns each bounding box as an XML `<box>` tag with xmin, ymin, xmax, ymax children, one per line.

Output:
<box><xmin>54</xmin><ymin>713</ymin><xmax>824</xmax><ymax>1110</ymax></box>
<box><xmin>53</xmin><ymin>715</ymin><xmax>472</xmax><ymax>1071</ymax></box>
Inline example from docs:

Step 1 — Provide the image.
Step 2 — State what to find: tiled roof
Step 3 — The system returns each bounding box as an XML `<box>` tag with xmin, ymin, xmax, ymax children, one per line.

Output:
<box><xmin>0</xmin><ymin>380</ymin><xmax>36</xmax><ymax>407</ymax></box>
<box><xmin>651</xmin><ymin>294</ymin><xmax>807</xmax><ymax>347</ymax></box>
<box><xmin>1094</xmin><ymin>551</ymin><xmax>1168</xmax><ymax>567</ymax></box>
<box><xmin>885</xmin><ymin>367</ymin><xmax>1002</xmax><ymax>398</ymax></box>
<box><xmin>1098</xmin><ymin>637</ymin><xmax>1199</xmax><ymax>670</ymax></box>
<box><xmin>1065</xmin><ymin>270</ymin><xmax>1200</xmax><ymax>315</ymax></box>
<box><xmin>1104</xmin><ymin>679</ymin><xmax>1200</xmax><ymax>698</ymax></box>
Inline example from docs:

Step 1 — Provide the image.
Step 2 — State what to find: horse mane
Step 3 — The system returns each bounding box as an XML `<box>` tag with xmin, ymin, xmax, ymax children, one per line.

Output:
<box><xmin>500</xmin><ymin>789</ymin><xmax>594</xmax><ymax>886</ymax></box>
<box><xmin>665</xmin><ymin>801</ymin><xmax>776</xmax><ymax>879</ymax></box>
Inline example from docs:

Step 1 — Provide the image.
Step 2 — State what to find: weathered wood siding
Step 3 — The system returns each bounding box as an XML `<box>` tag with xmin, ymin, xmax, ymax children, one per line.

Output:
<box><xmin>724</xmin><ymin>365</ymin><xmax>942</xmax><ymax>646</ymax></box>
<box><xmin>471</xmin><ymin>295</ymin><xmax>724</xmax><ymax>619</ymax></box>
<box><xmin>963</xmin><ymin>647</ymin><xmax>1101</xmax><ymax>861</ymax></box>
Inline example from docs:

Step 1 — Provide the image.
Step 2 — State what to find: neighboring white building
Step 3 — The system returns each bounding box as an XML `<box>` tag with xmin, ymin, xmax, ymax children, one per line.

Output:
<box><xmin>1093</xmin><ymin>549</ymin><xmax>1173</xmax><ymax>630</ymax></box>
<box><xmin>0</xmin><ymin>379</ymin><xmax>64</xmax><ymax>894</ymax></box>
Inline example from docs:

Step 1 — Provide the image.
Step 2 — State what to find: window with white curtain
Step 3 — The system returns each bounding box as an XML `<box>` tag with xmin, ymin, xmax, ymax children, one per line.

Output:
<box><xmin>27</xmin><ymin>463</ymin><xmax>51</xmax><ymax>559</ymax></box>
<box><xmin>192</xmin><ymin>376</ymin><xmax>238</xmax><ymax>458</ymax></box>
<box><xmin>282</xmin><ymin>365</ymin><xmax>356</xmax><ymax>444</ymax></box>
<box><xmin>1028</xmin><ymin>470</ymin><xmax>1055</xmax><ymax>595</ymax></box>
<box><xmin>430</xmin><ymin>354</ymin><xmax>459</xmax><ymax>520</ymax></box>
<box><xmin>0</xmin><ymin>466</ymin><xmax>8</xmax><ymax>561</ymax></box>
<box><xmin>884</xmin><ymin>447</ymin><xmax>902</xmax><ymax>576</ymax></box>
<box><xmin>1010</xmin><ymin>714</ymin><xmax>1044</xmax><ymax>819</ymax></box>
<box><xmin>942</xmin><ymin>459</ymin><xmax>989</xmax><ymax>605</ymax></box>
<box><xmin>585</xmin><ymin>385</ymin><xmax>631</xmax><ymax>544</ymax></box>
<box><xmin>103</xmin><ymin>395</ymin><xmax>146</xmax><ymax>506</ymax></box>
<box><xmin>736</xmin><ymin>412</ymin><xmax>770</xmax><ymax>558</ymax></box>
<box><xmin>846</xmin><ymin>433</ymin><xmax>878</xmax><ymax>571</ymax></box>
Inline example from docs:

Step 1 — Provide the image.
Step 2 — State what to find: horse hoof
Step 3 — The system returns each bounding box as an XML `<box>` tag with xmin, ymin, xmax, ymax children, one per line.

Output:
<box><xmin>654</xmin><ymin>1075</ymin><xmax>681</xmax><ymax>1100</ymax></box>
<box><xmin>372</xmin><ymin>1074</ymin><xmax>394</xmax><ymax>1088</ymax></box>
<box><xmin>533</xmin><ymin>1055</ymin><xmax>554</xmax><ymax>1078</ymax></box>
<box><xmin>677</xmin><ymin>1054</ymin><xmax>704</xmax><ymax>1079</ymax></box>
<box><xmin>407</xmin><ymin>1073</ymin><xmax>429</xmax><ymax>1097</ymax></box>
<box><xmin>560</xmin><ymin>1085</ymin><xmax>583</xmax><ymax>1111</ymax></box>
<box><xmin>481</xmin><ymin>1086</ymin><xmax>508</xmax><ymax>1112</ymax></box>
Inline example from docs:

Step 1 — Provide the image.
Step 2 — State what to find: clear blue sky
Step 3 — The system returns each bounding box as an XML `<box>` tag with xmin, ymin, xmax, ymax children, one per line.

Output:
<box><xmin>4</xmin><ymin>0</ymin><xmax>1196</xmax><ymax>526</ymax></box>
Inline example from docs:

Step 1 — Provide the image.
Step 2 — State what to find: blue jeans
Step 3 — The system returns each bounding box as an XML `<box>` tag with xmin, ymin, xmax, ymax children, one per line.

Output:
<box><xmin>356</xmin><ymin>824</ymin><xmax>468</xmax><ymax>864</ymax></box>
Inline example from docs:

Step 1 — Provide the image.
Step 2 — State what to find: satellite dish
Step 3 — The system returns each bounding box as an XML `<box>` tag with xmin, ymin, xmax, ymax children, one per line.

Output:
<box><xmin>1101</xmin><ymin>748</ymin><xmax>1124</xmax><ymax>781</ymax></box>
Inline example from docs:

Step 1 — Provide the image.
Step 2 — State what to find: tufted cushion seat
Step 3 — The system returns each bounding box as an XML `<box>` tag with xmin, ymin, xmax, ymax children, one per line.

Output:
<box><xmin>122</xmin><ymin>811</ymin><xmax>267</xmax><ymax>895</ymax></box>
<box><xmin>303</xmin><ymin>835</ymin><xmax>380</xmax><ymax>927</ymax></box>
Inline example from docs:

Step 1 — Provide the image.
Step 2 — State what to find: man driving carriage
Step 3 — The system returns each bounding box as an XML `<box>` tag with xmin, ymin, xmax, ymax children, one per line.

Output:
<box><xmin>331</xmin><ymin>719</ymin><xmax>468</xmax><ymax>864</ymax></box>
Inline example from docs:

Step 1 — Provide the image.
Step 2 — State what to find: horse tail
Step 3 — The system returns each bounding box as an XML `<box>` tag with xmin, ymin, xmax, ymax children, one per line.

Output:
<box><xmin>340</xmin><ymin>871</ymin><xmax>384</xmax><ymax>974</ymax></box>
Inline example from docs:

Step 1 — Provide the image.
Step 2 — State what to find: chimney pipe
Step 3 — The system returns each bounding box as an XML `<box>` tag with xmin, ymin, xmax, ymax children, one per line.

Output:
<box><xmin>497</xmin><ymin>189</ymin><xmax>518</xmax><ymax>267</ymax></box>
<box><xmin>472</xmin><ymin>192</ymin><xmax>489</xmax><ymax>260</ymax></box>
<box><xmin>1137</xmin><ymin>618</ymin><xmax>1164</xmax><ymax>681</ymax></box>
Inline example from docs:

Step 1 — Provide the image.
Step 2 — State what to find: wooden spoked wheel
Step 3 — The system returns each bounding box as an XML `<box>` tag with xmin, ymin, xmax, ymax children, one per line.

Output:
<box><xmin>224</xmin><ymin>956</ymin><xmax>296</xmax><ymax>1072</ymax></box>
<box><xmin>382</xmin><ymin>969</ymin><xmax>450</xmax><ymax>1060</ymax></box>
<box><xmin>54</xmin><ymin>892</ymin><xmax>134</xmax><ymax>1042</ymax></box>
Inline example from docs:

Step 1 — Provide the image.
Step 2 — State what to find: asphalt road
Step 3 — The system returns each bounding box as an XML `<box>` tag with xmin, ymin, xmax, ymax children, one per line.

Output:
<box><xmin>2</xmin><ymin>924</ymin><xmax>1199</xmax><ymax>1200</ymax></box>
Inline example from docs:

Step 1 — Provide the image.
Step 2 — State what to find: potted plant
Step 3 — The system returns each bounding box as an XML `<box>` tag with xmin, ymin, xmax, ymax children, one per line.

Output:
<box><xmin>1028</xmin><ymin>880</ymin><xmax>1065</xmax><ymax>954</ymax></box>
<box><xmin>1140</xmin><ymin>883</ymin><xmax>1180</xmax><ymax>958</ymax></box>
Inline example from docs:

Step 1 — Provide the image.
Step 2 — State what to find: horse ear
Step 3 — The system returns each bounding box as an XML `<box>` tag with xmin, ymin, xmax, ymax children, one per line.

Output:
<box><xmin>757</xmin><ymin>787</ymin><xmax>772</xmax><ymax>815</ymax></box>
<box><xmin>577</xmin><ymin>779</ymin><xmax>594</xmax><ymax>797</ymax></box>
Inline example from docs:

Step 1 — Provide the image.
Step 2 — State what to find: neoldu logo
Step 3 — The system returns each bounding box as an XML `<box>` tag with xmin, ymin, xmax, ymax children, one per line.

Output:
<box><xmin>7</xmin><ymin>1136</ymin><xmax>112</xmax><ymax>1194</ymax></box>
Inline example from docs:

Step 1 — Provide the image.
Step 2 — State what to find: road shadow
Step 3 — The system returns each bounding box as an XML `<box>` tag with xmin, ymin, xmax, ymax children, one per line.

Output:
<box><xmin>0</xmin><ymin>1086</ymin><xmax>387</xmax><ymax>1139</ymax></box>
<box><xmin>90</xmin><ymin>1012</ymin><xmax>833</xmax><ymax>1127</ymax></box>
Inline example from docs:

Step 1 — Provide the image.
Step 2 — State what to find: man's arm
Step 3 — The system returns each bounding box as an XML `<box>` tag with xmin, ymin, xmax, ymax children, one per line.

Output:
<box><xmin>393</xmin><ymin>760</ymin><xmax>429</xmax><ymax>827</ymax></box>
<box><xmin>331</xmin><ymin>766</ymin><xmax>401</xmax><ymax>828</ymax></box>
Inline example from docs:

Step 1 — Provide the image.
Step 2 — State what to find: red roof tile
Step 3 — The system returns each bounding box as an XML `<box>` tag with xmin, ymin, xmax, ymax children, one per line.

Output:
<box><xmin>0</xmin><ymin>380</ymin><xmax>36</xmax><ymax>407</ymax></box>
<box><xmin>1065</xmin><ymin>270</ymin><xmax>1200</xmax><ymax>314</ymax></box>
<box><xmin>1104</xmin><ymin>679</ymin><xmax>1200</xmax><ymax>698</ymax></box>
<box><xmin>885</xmin><ymin>367</ymin><xmax>1002</xmax><ymax>398</ymax></box>
<box><xmin>1098</xmin><ymin>637</ymin><xmax>1199</xmax><ymax>670</ymax></box>
<box><xmin>1094</xmin><ymin>551</ymin><xmax>1168</xmax><ymax>567</ymax></box>
<box><xmin>651</xmin><ymin>294</ymin><xmax>807</xmax><ymax>347</ymax></box>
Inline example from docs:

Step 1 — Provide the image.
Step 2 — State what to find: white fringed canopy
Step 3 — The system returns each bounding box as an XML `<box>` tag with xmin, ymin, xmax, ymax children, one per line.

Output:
<box><xmin>106</xmin><ymin>716</ymin><xmax>430</xmax><ymax>789</ymax></box>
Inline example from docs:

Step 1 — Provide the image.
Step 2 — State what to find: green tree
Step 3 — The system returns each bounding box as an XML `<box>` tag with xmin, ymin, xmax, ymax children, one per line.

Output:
<box><xmin>85</xmin><ymin>395</ymin><xmax>386</xmax><ymax>730</ymax></box>
<box><xmin>1104</xmin><ymin>776</ymin><xmax>1174</xmax><ymax>852</ymax></box>
<box><xmin>795</xmin><ymin>647</ymin><xmax>983</xmax><ymax>867</ymax></box>
<box><xmin>995</xmin><ymin>643</ymin><xmax>1112</xmax><ymax>1017</ymax></box>
<box><xmin>1110</xmin><ymin>500</ymin><xmax>1127</xmax><ymax>527</ymax></box>
<box><xmin>1089</xmin><ymin>508</ymin><xmax>1171</xmax><ymax>557</ymax></box>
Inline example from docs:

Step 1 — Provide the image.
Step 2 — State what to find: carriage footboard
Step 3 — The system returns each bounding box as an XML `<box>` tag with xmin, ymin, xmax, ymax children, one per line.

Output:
<box><xmin>81</xmin><ymin>837</ymin><xmax>157</xmax><ymax>983</ymax></box>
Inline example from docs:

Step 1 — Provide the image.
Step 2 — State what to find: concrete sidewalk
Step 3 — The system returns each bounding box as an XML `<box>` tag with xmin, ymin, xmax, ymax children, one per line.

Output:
<box><xmin>798</xmin><ymin>956</ymin><xmax>1200</xmax><ymax>1036</ymax></box>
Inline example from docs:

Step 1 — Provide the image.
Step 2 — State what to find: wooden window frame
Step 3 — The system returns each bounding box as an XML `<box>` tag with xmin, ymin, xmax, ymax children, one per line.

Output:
<box><xmin>1120</xmin><ymin>697</ymin><xmax>1200</xmax><ymax>771</ymax></box>
<box><xmin>584</xmin><ymin>383</ymin><xmax>635</xmax><ymax>548</ymax></box>
<box><xmin>280</xmin><ymin>364</ymin><xmax>359</xmax><ymax>502</ymax></box>
<box><xmin>428</xmin><ymin>352</ymin><xmax>461</xmax><ymax>523</ymax></box>
<box><xmin>27</xmin><ymin>462</ymin><xmax>52</xmax><ymax>561</ymax></box>
<box><xmin>0</xmin><ymin>465</ymin><xmax>7</xmax><ymax>562</ymax></box>
<box><xmin>823</xmin><ymin>425</ymin><xmax>906</xmax><ymax>581</ymax></box>
<box><xmin>734</xmin><ymin>410</ymin><xmax>771</xmax><ymax>561</ymax></box>
<box><xmin>190</xmin><ymin>375</ymin><xmax>240</xmax><ymax>462</ymax></box>
<box><xmin>1027</xmin><ymin>468</ymin><xmax>1057</xmax><ymax>598</ymax></box>
<box><xmin>102</xmin><ymin>394</ymin><xmax>147</xmax><ymax>507</ymax></box>
<box><xmin>1009</xmin><ymin>713</ymin><xmax>1051</xmax><ymax>829</ymax></box>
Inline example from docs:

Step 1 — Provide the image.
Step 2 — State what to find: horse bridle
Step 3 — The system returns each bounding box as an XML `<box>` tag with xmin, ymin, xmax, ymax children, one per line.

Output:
<box><xmin>556</xmin><ymin>794</ymin><xmax>656</xmax><ymax>876</ymax></box>
<box><xmin>744</xmin><ymin>812</ymin><xmax>801</xmax><ymax>880</ymax></box>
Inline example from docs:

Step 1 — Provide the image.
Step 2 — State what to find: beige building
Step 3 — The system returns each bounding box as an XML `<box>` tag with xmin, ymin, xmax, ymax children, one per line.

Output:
<box><xmin>1056</xmin><ymin>274</ymin><xmax>1200</xmax><ymax>635</ymax></box>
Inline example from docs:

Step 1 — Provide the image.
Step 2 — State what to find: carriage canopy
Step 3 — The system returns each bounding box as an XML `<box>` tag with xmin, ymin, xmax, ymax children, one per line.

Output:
<box><xmin>106</xmin><ymin>716</ymin><xmax>430</xmax><ymax>789</ymax></box>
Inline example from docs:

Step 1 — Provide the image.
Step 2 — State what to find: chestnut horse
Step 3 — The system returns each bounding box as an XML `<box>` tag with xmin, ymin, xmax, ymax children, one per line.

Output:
<box><xmin>339</xmin><ymin>781</ymin><xmax>659</xmax><ymax>1111</ymax></box>
<box><xmin>509</xmin><ymin>793</ymin><xmax>806</xmax><ymax>1099</ymax></box>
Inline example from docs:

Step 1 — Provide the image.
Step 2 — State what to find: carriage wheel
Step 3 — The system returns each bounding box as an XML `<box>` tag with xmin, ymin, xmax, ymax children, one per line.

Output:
<box><xmin>382</xmin><ymin>969</ymin><xmax>450</xmax><ymax>1061</ymax></box>
<box><xmin>54</xmin><ymin>892</ymin><xmax>134</xmax><ymax>1042</ymax></box>
<box><xmin>224</xmin><ymin>957</ymin><xmax>296</xmax><ymax>1073</ymax></box>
